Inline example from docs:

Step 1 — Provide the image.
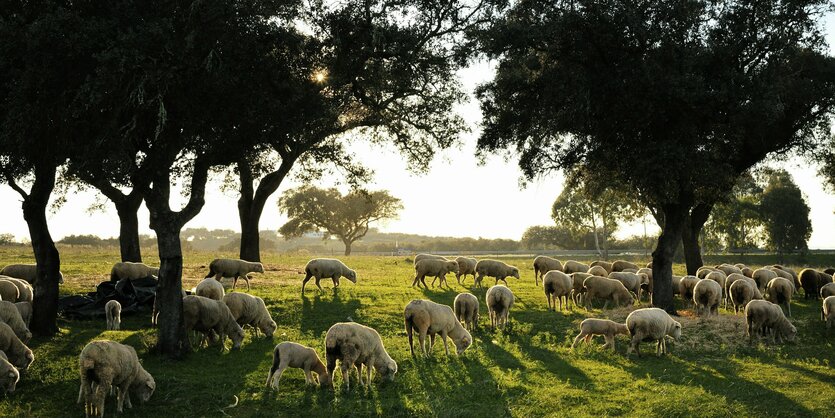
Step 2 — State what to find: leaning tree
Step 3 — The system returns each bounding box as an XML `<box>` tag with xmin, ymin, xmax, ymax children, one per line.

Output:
<box><xmin>475</xmin><ymin>0</ymin><xmax>835</xmax><ymax>311</ymax></box>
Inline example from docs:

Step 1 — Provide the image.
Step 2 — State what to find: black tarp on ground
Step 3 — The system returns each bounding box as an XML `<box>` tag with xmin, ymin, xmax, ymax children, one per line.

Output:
<box><xmin>58</xmin><ymin>276</ymin><xmax>158</xmax><ymax>319</ymax></box>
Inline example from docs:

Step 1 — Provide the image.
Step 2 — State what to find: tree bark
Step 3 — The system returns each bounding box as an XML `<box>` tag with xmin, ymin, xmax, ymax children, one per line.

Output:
<box><xmin>115</xmin><ymin>195</ymin><xmax>143</xmax><ymax>262</ymax></box>
<box><xmin>651</xmin><ymin>204</ymin><xmax>689</xmax><ymax>314</ymax></box>
<box><xmin>681</xmin><ymin>203</ymin><xmax>713</xmax><ymax>275</ymax></box>
<box><xmin>343</xmin><ymin>239</ymin><xmax>352</xmax><ymax>256</ymax></box>
<box><xmin>238</xmin><ymin>158</ymin><xmax>296</xmax><ymax>262</ymax></box>
<box><xmin>152</xmin><ymin>224</ymin><xmax>188</xmax><ymax>358</ymax></box>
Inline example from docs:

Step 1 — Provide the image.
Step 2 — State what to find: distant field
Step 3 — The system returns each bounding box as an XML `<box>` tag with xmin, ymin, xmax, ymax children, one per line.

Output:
<box><xmin>0</xmin><ymin>247</ymin><xmax>834</xmax><ymax>417</ymax></box>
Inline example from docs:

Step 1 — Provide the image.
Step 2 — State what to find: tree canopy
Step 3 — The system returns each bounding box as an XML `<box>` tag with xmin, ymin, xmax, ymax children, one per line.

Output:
<box><xmin>759</xmin><ymin>169</ymin><xmax>812</xmax><ymax>257</ymax></box>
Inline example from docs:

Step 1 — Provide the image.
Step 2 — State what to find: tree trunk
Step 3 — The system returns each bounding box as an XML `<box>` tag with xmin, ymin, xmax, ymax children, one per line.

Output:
<box><xmin>590</xmin><ymin>216</ymin><xmax>601</xmax><ymax>257</ymax></box>
<box><xmin>239</xmin><ymin>213</ymin><xmax>260</xmax><ymax>262</ymax></box>
<box><xmin>343</xmin><ymin>240</ymin><xmax>352</xmax><ymax>256</ymax></box>
<box><xmin>115</xmin><ymin>197</ymin><xmax>143</xmax><ymax>262</ymax></box>
<box><xmin>681</xmin><ymin>203</ymin><xmax>713</xmax><ymax>275</ymax></box>
<box><xmin>153</xmin><ymin>224</ymin><xmax>188</xmax><ymax>359</ymax></box>
<box><xmin>237</xmin><ymin>158</ymin><xmax>296</xmax><ymax>262</ymax></box>
<box><xmin>651</xmin><ymin>204</ymin><xmax>688</xmax><ymax>313</ymax></box>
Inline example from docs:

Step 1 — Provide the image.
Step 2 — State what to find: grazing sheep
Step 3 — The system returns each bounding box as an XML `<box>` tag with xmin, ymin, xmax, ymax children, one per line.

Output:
<box><xmin>590</xmin><ymin>260</ymin><xmax>614</xmax><ymax>274</ymax></box>
<box><xmin>773</xmin><ymin>265</ymin><xmax>802</xmax><ymax>290</ymax></box>
<box><xmin>729</xmin><ymin>278</ymin><xmax>762</xmax><ymax>314</ymax></box>
<box><xmin>0</xmin><ymin>281</ymin><xmax>19</xmax><ymax>303</ymax></box>
<box><xmin>799</xmin><ymin>268</ymin><xmax>832</xmax><ymax>300</ymax></box>
<box><xmin>14</xmin><ymin>302</ymin><xmax>31</xmax><ymax>328</ymax></box>
<box><xmin>587</xmin><ymin>265</ymin><xmax>608</xmax><ymax>277</ymax></box>
<box><xmin>486</xmin><ymin>285</ymin><xmax>514</xmax><ymax>330</ymax></box>
<box><xmin>222</xmin><ymin>293</ymin><xmax>276</xmax><ymax>338</ymax></box>
<box><xmin>411</xmin><ymin>259</ymin><xmax>458</xmax><ymax>289</ymax></box>
<box><xmin>77</xmin><ymin>340</ymin><xmax>155</xmax><ymax>417</ymax></box>
<box><xmin>745</xmin><ymin>300</ymin><xmax>797</xmax><ymax>344</ymax></box>
<box><xmin>583</xmin><ymin>276</ymin><xmax>635</xmax><ymax>309</ymax></box>
<box><xmin>637</xmin><ymin>267</ymin><xmax>654</xmax><ymax>285</ymax></box>
<box><xmin>679</xmin><ymin>276</ymin><xmax>700</xmax><ymax>308</ymax></box>
<box><xmin>105</xmin><ymin>300</ymin><xmax>122</xmax><ymax>331</ymax></box>
<box><xmin>716</xmin><ymin>264</ymin><xmax>743</xmax><ymax>276</ymax></box>
<box><xmin>669</xmin><ymin>275</ymin><xmax>681</xmax><ymax>297</ymax></box>
<box><xmin>302</xmin><ymin>258</ymin><xmax>357</xmax><ymax>293</ymax></box>
<box><xmin>182</xmin><ymin>295</ymin><xmax>245</xmax><ymax>351</ymax></box>
<box><xmin>404</xmin><ymin>300</ymin><xmax>472</xmax><ymax>356</ymax></box>
<box><xmin>821</xmin><ymin>282</ymin><xmax>835</xmax><ymax>299</ymax></box>
<box><xmin>0</xmin><ymin>351</ymin><xmax>19</xmax><ymax>394</ymax></box>
<box><xmin>0</xmin><ymin>277</ymin><xmax>32</xmax><ymax>304</ymax></box>
<box><xmin>562</xmin><ymin>260</ymin><xmax>590</xmax><ymax>274</ymax></box>
<box><xmin>570</xmin><ymin>272</ymin><xmax>592</xmax><ymax>306</ymax></box>
<box><xmin>265</xmin><ymin>342</ymin><xmax>329</xmax><ymax>391</ymax></box>
<box><xmin>621</xmin><ymin>268</ymin><xmax>639</xmax><ymax>273</ymax></box>
<box><xmin>646</xmin><ymin>262</ymin><xmax>653</xmax><ymax>269</ymax></box>
<box><xmin>453</xmin><ymin>293</ymin><xmax>479</xmax><ymax>331</ymax></box>
<box><xmin>612</xmin><ymin>260</ymin><xmax>639</xmax><ymax>272</ymax></box>
<box><xmin>195</xmin><ymin>277</ymin><xmax>225</xmax><ymax>301</ymax></box>
<box><xmin>724</xmin><ymin>273</ymin><xmax>751</xmax><ymax>308</ymax></box>
<box><xmin>625</xmin><ymin>308</ymin><xmax>682</xmax><ymax>357</ymax></box>
<box><xmin>455</xmin><ymin>257</ymin><xmax>478</xmax><ymax>285</ymax></box>
<box><xmin>740</xmin><ymin>266</ymin><xmax>754</xmax><ymax>278</ymax></box>
<box><xmin>205</xmin><ymin>259</ymin><xmax>264</xmax><ymax>291</ymax></box>
<box><xmin>607</xmin><ymin>272</ymin><xmax>643</xmax><ymax>301</ymax></box>
<box><xmin>0</xmin><ymin>301</ymin><xmax>30</xmax><ymax>343</ymax></box>
<box><xmin>822</xmin><ymin>296</ymin><xmax>835</xmax><ymax>332</ymax></box>
<box><xmin>474</xmin><ymin>260</ymin><xmax>520</xmax><ymax>288</ymax></box>
<box><xmin>695</xmin><ymin>266</ymin><xmax>715</xmax><ymax>280</ymax></box>
<box><xmin>533</xmin><ymin>256</ymin><xmax>563</xmax><ymax>285</ymax></box>
<box><xmin>571</xmin><ymin>318</ymin><xmax>629</xmax><ymax>351</ymax></box>
<box><xmin>324</xmin><ymin>322</ymin><xmax>397</xmax><ymax>390</ymax></box>
<box><xmin>824</xmin><ymin>268</ymin><xmax>835</xmax><ymax>276</ymax></box>
<box><xmin>693</xmin><ymin>279</ymin><xmax>722</xmax><ymax>317</ymax></box>
<box><xmin>110</xmin><ymin>262</ymin><xmax>159</xmax><ymax>282</ymax></box>
<box><xmin>752</xmin><ymin>268</ymin><xmax>779</xmax><ymax>293</ymax></box>
<box><xmin>414</xmin><ymin>254</ymin><xmax>447</xmax><ymax>264</ymax></box>
<box><xmin>704</xmin><ymin>270</ymin><xmax>727</xmax><ymax>289</ymax></box>
<box><xmin>1</xmin><ymin>264</ymin><xmax>64</xmax><ymax>285</ymax></box>
<box><xmin>0</xmin><ymin>322</ymin><xmax>33</xmax><ymax>371</ymax></box>
<box><xmin>543</xmin><ymin>270</ymin><xmax>573</xmax><ymax>311</ymax></box>
<box><xmin>766</xmin><ymin>277</ymin><xmax>794</xmax><ymax>317</ymax></box>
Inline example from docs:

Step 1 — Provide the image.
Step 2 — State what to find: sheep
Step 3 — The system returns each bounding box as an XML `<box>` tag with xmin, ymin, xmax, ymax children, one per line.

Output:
<box><xmin>455</xmin><ymin>257</ymin><xmax>478</xmax><ymax>285</ymax></box>
<box><xmin>109</xmin><ymin>262</ymin><xmax>159</xmax><ymax>282</ymax></box>
<box><xmin>745</xmin><ymin>300</ymin><xmax>797</xmax><ymax>344</ymax></box>
<box><xmin>104</xmin><ymin>300</ymin><xmax>122</xmax><ymax>331</ymax></box>
<box><xmin>0</xmin><ymin>351</ymin><xmax>19</xmax><ymax>394</ymax></box>
<box><xmin>646</xmin><ymin>261</ymin><xmax>653</xmax><ymax>269</ymax></box>
<box><xmin>716</xmin><ymin>264</ymin><xmax>743</xmax><ymax>276</ymax></box>
<box><xmin>824</xmin><ymin>268</ymin><xmax>835</xmax><ymax>276</ymax></box>
<box><xmin>486</xmin><ymin>285</ymin><xmax>514</xmax><ymax>330</ymax></box>
<box><xmin>182</xmin><ymin>295</ymin><xmax>245</xmax><ymax>351</ymax></box>
<box><xmin>562</xmin><ymin>260</ymin><xmax>590</xmax><ymax>274</ymax></box>
<box><xmin>583</xmin><ymin>276</ymin><xmax>635</xmax><ymax>309</ymax></box>
<box><xmin>414</xmin><ymin>253</ymin><xmax>447</xmax><ymax>264</ymax></box>
<box><xmin>542</xmin><ymin>270</ymin><xmax>573</xmax><ymax>311</ymax></box>
<box><xmin>324</xmin><ymin>322</ymin><xmax>397</xmax><ymax>391</ymax></box>
<box><xmin>411</xmin><ymin>259</ymin><xmax>458</xmax><ymax>289</ymax></box>
<box><xmin>222</xmin><ymin>292</ymin><xmax>276</xmax><ymax>338</ymax></box>
<box><xmin>799</xmin><ymin>268</ymin><xmax>832</xmax><ymax>300</ymax></box>
<box><xmin>587</xmin><ymin>265</ymin><xmax>608</xmax><ymax>277</ymax></box>
<box><xmin>752</xmin><ymin>268</ymin><xmax>779</xmax><ymax>293</ymax></box>
<box><xmin>533</xmin><ymin>256</ymin><xmax>563</xmax><ymax>285</ymax></box>
<box><xmin>0</xmin><ymin>277</ymin><xmax>32</xmax><ymax>304</ymax></box>
<box><xmin>302</xmin><ymin>258</ymin><xmax>356</xmax><ymax>293</ymax></box>
<box><xmin>590</xmin><ymin>260</ymin><xmax>614</xmax><ymax>274</ymax></box>
<box><xmin>1</xmin><ymin>264</ymin><xmax>64</xmax><ymax>285</ymax></box>
<box><xmin>724</xmin><ymin>273</ymin><xmax>750</xmax><ymax>308</ymax></box>
<box><xmin>570</xmin><ymin>272</ymin><xmax>592</xmax><ymax>306</ymax></box>
<box><xmin>0</xmin><ymin>322</ymin><xmax>33</xmax><ymax>371</ymax></box>
<box><xmin>625</xmin><ymin>308</ymin><xmax>682</xmax><ymax>357</ymax></box>
<box><xmin>669</xmin><ymin>275</ymin><xmax>681</xmax><ymax>297</ymax></box>
<box><xmin>474</xmin><ymin>259</ymin><xmax>519</xmax><ymax>288</ymax></box>
<box><xmin>205</xmin><ymin>258</ymin><xmax>264</xmax><ymax>291</ymax></box>
<box><xmin>0</xmin><ymin>301</ymin><xmax>30</xmax><ymax>343</ymax></box>
<box><xmin>453</xmin><ymin>293</ymin><xmax>479</xmax><ymax>331</ymax></box>
<box><xmin>265</xmin><ymin>342</ymin><xmax>329</xmax><ymax>391</ymax></box>
<box><xmin>773</xmin><ymin>265</ymin><xmax>802</xmax><ymax>290</ymax></box>
<box><xmin>740</xmin><ymin>266</ymin><xmax>754</xmax><ymax>278</ymax></box>
<box><xmin>570</xmin><ymin>318</ymin><xmax>629</xmax><ymax>351</ymax></box>
<box><xmin>77</xmin><ymin>340</ymin><xmax>155</xmax><ymax>417</ymax></box>
<box><xmin>678</xmin><ymin>275</ymin><xmax>700</xmax><ymax>308</ymax></box>
<box><xmin>195</xmin><ymin>277</ymin><xmax>225</xmax><ymax>301</ymax></box>
<box><xmin>14</xmin><ymin>302</ymin><xmax>31</xmax><ymax>328</ymax></box>
<box><xmin>612</xmin><ymin>260</ymin><xmax>639</xmax><ymax>272</ymax></box>
<box><xmin>693</xmin><ymin>279</ymin><xmax>722</xmax><ymax>317</ymax></box>
<box><xmin>704</xmin><ymin>270</ymin><xmax>727</xmax><ymax>289</ymax></box>
<box><xmin>729</xmin><ymin>278</ymin><xmax>762</xmax><ymax>314</ymax></box>
<box><xmin>822</xmin><ymin>296</ymin><xmax>835</xmax><ymax>333</ymax></box>
<box><xmin>821</xmin><ymin>282</ymin><xmax>835</xmax><ymax>299</ymax></box>
<box><xmin>404</xmin><ymin>299</ymin><xmax>472</xmax><ymax>357</ymax></box>
<box><xmin>607</xmin><ymin>272</ymin><xmax>643</xmax><ymax>301</ymax></box>
<box><xmin>621</xmin><ymin>268</ymin><xmax>639</xmax><ymax>273</ymax></box>
<box><xmin>696</xmin><ymin>266</ymin><xmax>715</xmax><ymax>280</ymax></box>
<box><xmin>766</xmin><ymin>277</ymin><xmax>794</xmax><ymax>317</ymax></box>
<box><xmin>0</xmin><ymin>281</ymin><xmax>19</xmax><ymax>303</ymax></box>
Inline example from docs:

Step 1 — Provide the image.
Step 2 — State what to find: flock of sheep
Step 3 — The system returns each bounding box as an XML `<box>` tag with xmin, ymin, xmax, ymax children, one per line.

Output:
<box><xmin>0</xmin><ymin>253</ymin><xmax>834</xmax><ymax>416</ymax></box>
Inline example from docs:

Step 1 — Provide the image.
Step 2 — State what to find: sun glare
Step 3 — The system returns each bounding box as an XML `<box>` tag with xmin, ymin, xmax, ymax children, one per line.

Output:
<box><xmin>313</xmin><ymin>70</ymin><xmax>327</xmax><ymax>83</ymax></box>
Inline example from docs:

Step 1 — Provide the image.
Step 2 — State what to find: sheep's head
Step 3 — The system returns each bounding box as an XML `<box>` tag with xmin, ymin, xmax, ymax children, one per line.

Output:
<box><xmin>379</xmin><ymin>359</ymin><xmax>397</xmax><ymax>381</ymax></box>
<box><xmin>455</xmin><ymin>330</ymin><xmax>472</xmax><ymax>355</ymax></box>
<box><xmin>783</xmin><ymin>323</ymin><xmax>798</xmax><ymax>342</ymax></box>
<box><xmin>254</xmin><ymin>263</ymin><xmax>265</xmax><ymax>274</ymax></box>
<box><xmin>22</xmin><ymin>330</ymin><xmax>32</xmax><ymax>344</ymax></box>
<box><xmin>230</xmin><ymin>325</ymin><xmax>245</xmax><ymax>350</ymax></box>
<box><xmin>132</xmin><ymin>371</ymin><xmax>155</xmax><ymax>403</ymax></box>
<box><xmin>345</xmin><ymin>269</ymin><xmax>357</xmax><ymax>283</ymax></box>
<box><xmin>0</xmin><ymin>367</ymin><xmax>18</xmax><ymax>394</ymax></box>
<box><xmin>671</xmin><ymin>322</ymin><xmax>682</xmax><ymax>340</ymax></box>
<box><xmin>17</xmin><ymin>349</ymin><xmax>34</xmax><ymax>371</ymax></box>
<box><xmin>320</xmin><ymin>372</ymin><xmax>334</xmax><ymax>390</ymax></box>
<box><xmin>260</xmin><ymin>319</ymin><xmax>277</xmax><ymax>338</ymax></box>
<box><xmin>448</xmin><ymin>261</ymin><xmax>460</xmax><ymax>274</ymax></box>
<box><xmin>511</xmin><ymin>268</ymin><xmax>520</xmax><ymax>280</ymax></box>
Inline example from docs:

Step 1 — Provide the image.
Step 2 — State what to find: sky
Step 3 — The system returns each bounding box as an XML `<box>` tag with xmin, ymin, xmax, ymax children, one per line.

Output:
<box><xmin>2</xmin><ymin>16</ymin><xmax>835</xmax><ymax>248</ymax></box>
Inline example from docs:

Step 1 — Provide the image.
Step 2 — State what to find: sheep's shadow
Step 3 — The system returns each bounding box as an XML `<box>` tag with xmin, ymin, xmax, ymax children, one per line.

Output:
<box><xmin>299</xmin><ymin>292</ymin><xmax>363</xmax><ymax>337</ymax></box>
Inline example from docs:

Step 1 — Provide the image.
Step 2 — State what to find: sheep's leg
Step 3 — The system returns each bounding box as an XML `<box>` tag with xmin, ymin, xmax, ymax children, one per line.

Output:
<box><xmin>420</xmin><ymin>275</ymin><xmax>429</xmax><ymax>288</ymax></box>
<box><xmin>475</xmin><ymin>274</ymin><xmax>483</xmax><ymax>288</ymax></box>
<box><xmin>314</xmin><ymin>277</ymin><xmax>325</xmax><ymax>292</ymax></box>
<box><xmin>365</xmin><ymin>362</ymin><xmax>373</xmax><ymax>386</ymax></box>
<box><xmin>340</xmin><ymin>362</ymin><xmax>352</xmax><ymax>391</ymax></box>
<box><xmin>602</xmin><ymin>300</ymin><xmax>610</xmax><ymax>310</ymax></box>
<box><xmin>430</xmin><ymin>276</ymin><xmax>437</xmax><ymax>288</ymax></box>
<box><xmin>545</xmin><ymin>293</ymin><xmax>551</xmax><ymax>310</ymax></box>
<box><xmin>302</xmin><ymin>273</ymin><xmax>313</xmax><ymax>293</ymax></box>
<box><xmin>571</xmin><ymin>331</ymin><xmax>587</xmax><ymax>349</ymax></box>
<box><xmin>441</xmin><ymin>329</ymin><xmax>450</xmax><ymax>356</ymax></box>
<box><xmin>245</xmin><ymin>274</ymin><xmax>251</xmax><ymax>291</ymax></box>
<box><xmin>271</xmin><ymin>363</ymin><xmax>288</xmax><ymax>390</ymax></box>
<box><xmin>232</xmin><ymin>274</ymin><xmax>239</xmax><ymax>291</ymax></box>
<box><xmin>787</xmin><ymin>303</ymin><xmax>791</xmax><ymax>317</ymax></box>
<box><xmin>418</xmin><ymin>327</ymin><xmax>428</xmax><ymax>355</ymax></box>
<box><xmin>116</xmin><ymin>382</ymin><xmax>130</xmax><ymax>413</ymax></box>
<box><xmin>304</xmin><ymin>365</ymin><xmax>314</xmax><ymax>385</ymax></box>
<box><xmin>428</xmin><ymin>333</ymin><xmax>436</xmax><ymax>354</ymax></box>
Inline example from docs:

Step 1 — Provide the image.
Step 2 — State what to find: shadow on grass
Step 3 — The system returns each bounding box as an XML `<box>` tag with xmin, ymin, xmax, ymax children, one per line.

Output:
<box><xmin>300</xmin><ymin>292</ymin><xmax>363</xmax><ymax>337</ymax></box>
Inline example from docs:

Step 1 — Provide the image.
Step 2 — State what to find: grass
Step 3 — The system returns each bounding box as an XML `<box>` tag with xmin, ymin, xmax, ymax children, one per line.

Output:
<box><xmin>1</xmin><ymin>247</ymin><xmax>834</xmax><ymax>417</ymax></box>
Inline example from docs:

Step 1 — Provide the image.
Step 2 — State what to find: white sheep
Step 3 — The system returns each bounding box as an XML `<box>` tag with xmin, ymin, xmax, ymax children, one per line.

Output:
<box><xmin>0</xmin><ymin>301</ymin><xmax>31</xmax><ymax>343</ymax></box>
<box><xmin>822</xmin><ymin>296</ymin><xmax>835</xmax><ymax>333</ymax></box>
<box><xmin>324</xmin><ymin>322</ymin><xmax>397</xmax><ymax>390</ymax></box>
<box><xmin>453</xmin><ymin>293</ymin><xmax>479</xmax><ymax>331</ymax></box>
<box><xmin>716</xmin><ymin>263</ymin><xmax>743</xmax><ymax>277</ymax></box>
<box><xmin>302</xmin><ymin>258</ymin><xmax>356</xmax><ymax>293</ymax></box>
<box><xmin>533</xmin><ymin>256</ymin><xmax>563</xmax><ymax>285</ymax></box>
<box><xmin>474</xmin><ymin>260</ymin><xmax>520</xmax><ymax>288</ymax></box>
<box><xmin>0</xmin><ymin>280</ymin><xmax>19</xmax><ymax>303</ymax></box>
<box><xmin>105</xmin><ymin>300</ymin><xmax>122</xmax><ymax>331</ymax></box>
<box><xmin>404</xmin><ymin>299</ymin><xmax>472</xmax><ymax>356</ymax></box>
<box><xmin>570</xmin><ymin>272</ymin><xmax>592</xmax><ymax>306</ymax></box>
<box><xmin>625</xmin><ymin>308</ymin><xmax>682</xmax><ymax>357</ymax></box>
<box><xmin>205</xmin><ymin>258</ymin><xmax>264</xmax><ymax>291</ymax></box>
<box><xmin>693</xmin><ymin>279</ymin><xmax>722</xmax><ymax>317</ymax></box>
<box><xmin>414</xmin><ymin>254</ymin><xmax>447</xmax><ymax>264</ymax></box>
<box><xmin>590</xmin><ymin>260</ymin><xmax>614</xmax><ymax>274</ymax></box>
<box><xmin>182</xmin><ymin>295</ymin><xmax>245</xmax><ymax>351</ymax></box>
<box><xmin>745</xmin><ymin>300</ymin><xmax>796</xmax><ymax>344</ymax></box>
<box><xmin>0</xmin><ymin>351</ymin><xmax>19</xmax><ymax>394</ymax></box>
<box><xmin>583</xmin><ymin>276</ymin><xmax>635</xmax><ymax>309</ymax></box>
<box><xmin>265</xmin><ymin>342</ymin><xmax>329</xmax><ymax>391</ymax></box>
<box><xmin>752</xmin><ymin>268</ymin><xmax>778</xmax><ymax>293</ymax></box>
<box><xmin>612</xmin><ymin>260</ymin><xmax>639</xmax><ymax>272</ymax></box>
<box><xmin>455</xmin><ymin>257</ymin><xmax>478</xmax><ymax>285</ymax></box>
<box><xmin>607</xmin><ymin>272</ymin><xmax>644</xmax><ymax>301</ymax></box>
<box><xmin>222</xmin><ymin>292</ymin><xmax>276</xmax><ymax>338</ymax></box>
<box><xmin>14</xmin><ymin>302</ymin><xmax>31</xmax><ymax>328</ymax></box>
<box><xmin>0</xmin><ymin>277</ymin><xmax>32</xmax><ymax>303</ymax></box>
<box><xmin>110</xmin><ymin>262</ymin><xmax>159</xmax><ymax>282</ymax></box>
<box><xmin>678</xmin><ymin>275</ymin><xmax>700</xmax><ymax>308</ymax></box>
<box><xmin>486</xmin><ymin>285</ymin><xmax>514</xmax><ymax>330</ymax></box>
<box><xmin>587</xmin><ymin>265</ymin><xmax>609</xmax><ymax>277</ymax></box>
<box><xmin>411</xmin><ymin>259</ymin><xmax>458</xmax><ymax>289</ymax></box>
<box><xmin>542</xmin><ymin>270</ymin><xmax>573</xmax><ymax>311</ymax></box>
<box><xmin>195</xmin><ymin>277</ymin><xmax>225</xmax><ymax>301</ymax></box>
<box><xmin>728</xmin><ymin>278</ymin><xmax>762</xmax><ymax>314</ymax></box>
<box><xmin>0</xmin><ymin>264</ymin><xmax>64</xmax><ymax>285</ymax></box>
<box><xmin>570</xmin><ymin>318</ymin><xmax>629</xmax><ymax>351</ymax></box>
<box><xmin>0</xmin><ymin>322</ymin><xmax>33</xmax><ymax>371</ymax></box>
<box><xmin>696</xmin><ymin>266</ymin><xmax>715</xmax><ymax>280</ymax></box>
<box><xmin>562</xmin><ymin>260</ymin><xmax>590</xmax><ymax>274</ymax></box>
<box><xmin>77</xmin><ymin>340</ymin><xmax>155</xmax><ymax>417</ymax></box>
<box><xmin>766</xmin><ymin>277</ymin><xmax>794</xmax><ymax>317</ymax></box>
<box><xmin>821</xmin><ymin>282</ymin><xmax>835</xmax><ymax>299</ymax></box>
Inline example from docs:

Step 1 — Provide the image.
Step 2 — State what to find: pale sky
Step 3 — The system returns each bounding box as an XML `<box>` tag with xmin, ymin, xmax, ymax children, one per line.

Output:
<box><xmin>3</xmin><ymin>17</ymin><xmax>835</xmax><ymax>248</ymax></box>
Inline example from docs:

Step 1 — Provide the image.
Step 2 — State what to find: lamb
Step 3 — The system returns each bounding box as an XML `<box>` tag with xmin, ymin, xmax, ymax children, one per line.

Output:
<box><xmin>1</xmin><ymin>264</ymin><xmax>64</xmax><ymax>285</ymax></box>
<box><xmin>822</xmin><ymin>296</ymin><xmax>835</xmax><ymax>332</ymax></box>
<box><xmin>752</xmin><ymin>268</ymin><xmax>779</xmax><ymax>293</ymax></box>
<box><xmin>14</xmin><ymin>302</ymin><xmax>31</xmax><ymax>327</ymax></box>
<box><xmin>590</xmin><ymin>260</ymin><xmax>614</xmax><ymax>274</ymax></box>
<box><xmin>678</xmin><ymin>275</ymin><xmax>700</xmax><ymax>308</ymax></box>
<box><xmin>182</xmin><ymin>295</ymin><xmax>245</xmax><ymax>351</ymax></box>
<box><xmin>587</xmin><ymin>265</ymin><xmax>608</xmax><ymax>277</ymax></box>
<box><xmin>533</xmin><ymin>256</ymin><xmax>563</xmax><ymax>285</ymax></box>
<box><xmin>799</xmin><ymin>268</ymin><xmax>832</xmax><ymax>300</ymax></box>
<box><xmin>265</xmin><ymin>342</ymin><xmax>329</xmax><ymax>391</ymax></box>
<box><xmin>766</xmin><ymin>277</ymin><xmax>794</xmax><ymax>317</ymax></box>
<box><xmin>0</xmin><ymin>322</ymin><xmax>33</xmax><ymax>371</ymax></box>
<box><xmin>302</xmin><ymin>258</ymin><xmax>356</xmax><ymax>293</ymax></box>
<box><xmin>455</xmin><ymin>257</ymin><xmax>478</xmax><ymax>285</ymax></box>
<box><xmin>324</xmin><ymin>322</ymin><xmax>397</xmax><ymax>390</ymax></box>
<box><xmin>0</xmin><ymin>280</ymin><xmax>19</xmax><ymax>303</ymax></box>
<box><xmin>411</xmin><ymin>259</ymin><xmax>458</xmax><ymax>289</ymax></box>
<box><xmin>0</xmin><ymin>301</ymin><xmax>31</xmax><ymax>343</ymax></box>
<box><xmin>570</xmin><ymin>272</ymin><xmax>592</xmax><ymax>306</ymax></box>
<box><xmin>77</xmin><ymin>340</ymin><xmax>155</xmax><ymax>417</ymax></box>
<box><xmin>693</xmin><ymin>279</ymin><xmax>722</xmax><ymax>317</ymax></box>
<box><xmin>716</xmin><ymin>264</ymin><xmax>743</xmax><ymax>276</ymax></box>
<box><xmin>0</xmin><ymin>351</ymin><xmax>19</xmax><ymax>394</ymax></box>
<box><xmin>570</xmin><ymin>318</ymin><xmax>629</xmax><ymax>351</ymax></box>
<box><xmin>474</xmin><ymin>259</ymin><xmax>519</xmax><ymax>288</ymax></box>
<box><xmin>404</xmin><ymin>299</ymin><xmax>472</xmax><ymax>356</ymax></box>
<box><xmin>612</xmin><ymin>260</ymin><xmax>639</xmax><ymax>272</ymax></box>
<box><xmin>821</xmin><ymin>282</ymin><xmax>835</xmax><ymax>299</ymax></box>
<box><xmin>414</xmin><ymin>253</ymin><xmax>447</xmax><ymax>264</ymax></box>
<box><xmin>453</xmin><ymin>293</ymin><xmax>479</xmax><ymax>331</ymax></box>
<box><xmin>583</xmin><ymin>276</ymin><xmax>635</xmax><ymax>309</ymax></box>
<box><xmin>195</xmin><ymin>277</ymin><xmax>225</xmax><ymax>301</ymax></box>
<box><xmin>607</xmin><ymin>272</ymin><xmax>643</xmax><ymax>301</ymax></box>
<box><xmin>729</xmin><ymin>278</ymin><xmax>762</xmax><ymax>314</ymax></box>
<box><xmin>745</xmin><ymin>300</ymin><xmax>797</xmax><ymax>344</ymax></box>
<box><xmin>222</xmin><ymin>292</ymin><xmax>276</xmax><ymax>338</ymax></box>
<box><xmin>625</xmin><ymin>308</ymin><xmax>682</xmax><ymax>357</ymax></box>
<box><xmin>542</xmin><ymin>270</ymin><xmax>573</xmax><ymax>311</ymax></box>
<box><xmin>562</xmin><ymin>260</ymin><xmax>590</xmax><ymax>274</ymax></box>
<box><xmin>105</xmin><ymin>300</ymin><xmax>122</xmax><ymax>331</ymax></box>
<box><xmin>109</xmin><ymin>262</ymin><xmax>159</xmax><ymax>282</ymax></box>
<box><xmin>486</xmin><ymin>285</ymin><xmax>514</xmax><ymax>329</ymax></box>
<box><xmin>205</xmin><ymin>258</ymin><xmax>264</xmax><ymax>291</ymax></box>
<box><xmin>0</xmin><ymin>277</ymin><xmax>32</xmax><ymax>304</ymax></box>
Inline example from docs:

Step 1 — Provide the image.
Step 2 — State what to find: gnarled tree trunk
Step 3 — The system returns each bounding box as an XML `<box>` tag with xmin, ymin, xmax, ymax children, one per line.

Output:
<box><xmin>681</xmin><ymin>203</ymin><xmax>713</xmax><ymax>275</ymax></box>
<box><xmin>651</xmin><ymin>203</ymin><xmax>689</xmax><ymax>313</ymax></box>
<box><xmin>115</xmin><ymin>195</ymin><xmax>143</xmax><ymax>262</ymax></box>
<box><xmin>238</xmin><ymin>158</ymin><xmax>296</xmax><ymax>262</ymax></box>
